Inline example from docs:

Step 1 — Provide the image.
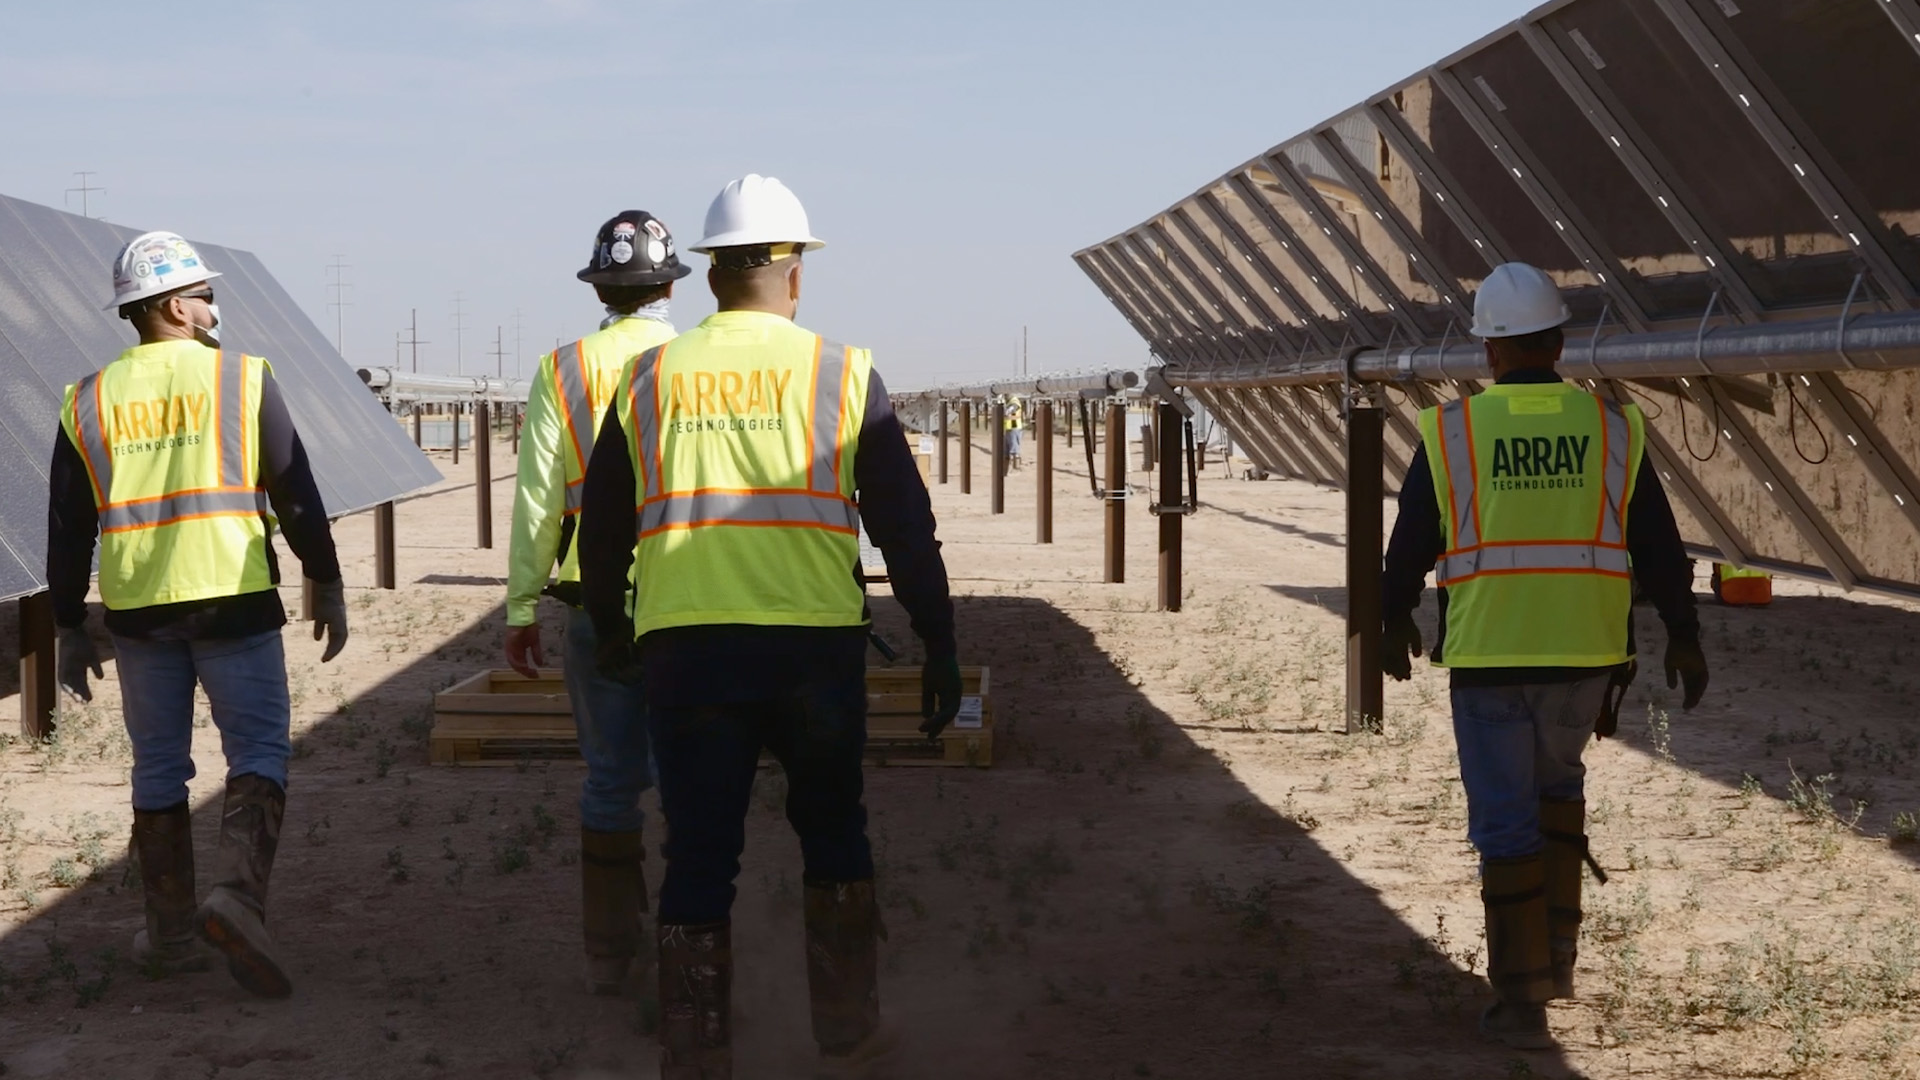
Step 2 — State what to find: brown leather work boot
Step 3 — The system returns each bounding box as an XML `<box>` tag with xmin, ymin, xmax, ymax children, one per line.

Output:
<box><xmin>194</xmin><ymin>774</ymin><xmax>292</xmax><ymax>999</ymax></box>
<box><xmin>581</xmin><ymin>827</ymin><xmax>648</xmax><ymax>995</ymax></box>
<box><xmin>1480</xmin><ymin>854</ymin><xmax>1554</xmax><ymax>1051</ymax></box>
<box><xmin>658</xmin><ymin>921</ymin><xmax>732</xmax><ymax>1079</ymax></box>
<box><xmin>131</xmin><ymin>801</ymin><xmax>211</xmax><ymax>975</ymax></box>
<box><xmin>804</xmin><ymin>880</ymin><xmax>898</xmax><ymax>1076</ymax></box>
<box><xmin>1540</xmin><ymin>798</ymin><xmax>1587</xmax><ymax>999</ymax></box>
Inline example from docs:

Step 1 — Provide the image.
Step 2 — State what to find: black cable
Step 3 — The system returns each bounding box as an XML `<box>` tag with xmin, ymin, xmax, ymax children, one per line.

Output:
<box><xmin>1677</xmin><ymin>390</ymin><xmax>1720</xmax><ymax>463</ymax></box>
<box><xmin>1619</xmin><ymin>381</ymin><xmax>1665</xmax><ymax>421</ymax></box>
<box><xmin>1079</xmin><ymin>398</ymin><xmax>1100</xmax><ymax>496</ymax></box>
<box><xmin>1785</xmin><ymin>378</ymin><xmax>1831</xmax><ymax>466</ymax></box>
<box><xmin>1184</xmin><ymin>418</ymin><xmax>1198</xmax><ymax>511</ymax></box>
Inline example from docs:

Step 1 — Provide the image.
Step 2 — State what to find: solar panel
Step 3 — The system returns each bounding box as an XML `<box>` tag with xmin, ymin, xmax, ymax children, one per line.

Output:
<box><xmin>0</xmin><ymin>193</ymin><xmax>442</xmax><ymax>602</ymax></box>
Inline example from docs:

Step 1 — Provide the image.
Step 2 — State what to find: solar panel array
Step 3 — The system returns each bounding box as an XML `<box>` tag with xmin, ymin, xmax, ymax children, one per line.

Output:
<box><xmin>1076</xmin><ymin>0</ymin><xmax>1920</xmax><ymax>599</ymax></box>
<box><xmin>0</xmin><ymin>193</ymin><xmax>442</xmax><ymax>602</ymax></box>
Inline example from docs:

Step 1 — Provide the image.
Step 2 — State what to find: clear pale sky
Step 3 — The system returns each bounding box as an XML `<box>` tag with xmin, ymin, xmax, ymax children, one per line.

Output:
<box><xmin>1</xmin><ymin>0</ymin><xmax>1538</xmax><ymax>387</ymax></box>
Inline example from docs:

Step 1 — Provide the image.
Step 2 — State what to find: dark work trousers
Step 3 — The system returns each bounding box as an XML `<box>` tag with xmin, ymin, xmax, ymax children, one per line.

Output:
<box><xmin>649</xmin><ymin>670</ymin><xmax>875</xmax><ymax>925</ymax></box>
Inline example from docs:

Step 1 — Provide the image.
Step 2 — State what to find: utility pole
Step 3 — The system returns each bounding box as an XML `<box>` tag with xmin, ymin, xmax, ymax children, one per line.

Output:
<box><xmin>401</xmin><ymin>308</ymin><xmax>429</xmax><ymax>374</ymax></box>
<box><xmin>513</xmin><ymin>309</ymin><xmax>524</xmax><ymax>378</ymax></box>
<box><xmin>1022</xmin><ymin>325</ymin><xmax>1028</xmax><ymax>376</ymax></box>
<box><xmin>64</xmin><ymin>171</ymin><xmax>104</xmax><ymax>218</ymax></box>
<box><xmin>325</xmin><ymin>255</ymin><xmax>351</xmax><ymax>358</ymax></box>
<box><xmin>451</xmin><ymin>293</ymin><xmax>466</xmax><ymax>375</ymax></box>
<box><xmin>489</xmin><ymin>326</ymin><xmax>506</xmax><ymax>379</ymax></box>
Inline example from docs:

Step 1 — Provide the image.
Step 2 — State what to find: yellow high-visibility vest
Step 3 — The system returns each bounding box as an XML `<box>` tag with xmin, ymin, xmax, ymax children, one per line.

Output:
<box><xmin>1417</xmin><ymin>381</ymin><xmax>1646</xmax><ymax>667</ymax></box>
<box><xmin>506</xmin><ymin>318</ymin><xmax>676</xmax><ymax>626</ymax></box>
<box><xmin>61</xmin><ymin>340</ymin><xmax>272</xmax><ymax>610</ymax></box>
<box><xmin>617</xmin><ymin>310</ymin><xmax>872</xmax><ymax>637</ymax></box>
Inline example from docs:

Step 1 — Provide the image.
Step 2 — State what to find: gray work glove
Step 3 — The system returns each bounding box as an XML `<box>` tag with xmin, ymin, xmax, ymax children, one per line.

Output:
<box><xmin>311</xmin><ymin>578</ymin><xmax>349</xmax><ymax>663</ymax></box>
<box><xmin>58</xmin><ymin>626</ymin><xmax>104</xmax><ymax>702</ymax></box>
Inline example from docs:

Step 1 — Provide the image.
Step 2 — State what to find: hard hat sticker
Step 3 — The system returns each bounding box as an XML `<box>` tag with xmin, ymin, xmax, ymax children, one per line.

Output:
<box><xmin>614</xmin><ymin>221</ymin><xmax>637</xmax><ymax>240</ymax></box>
<box><xmin>645</xmin><ymin>239</ymin><xmax>666</xmax><ymax>264</ymax></box>
<box><xmin>611</xmin><ymin>240</ymin><xmax>634</xmax><ymax>264</ymax></box>
<box><xmin>643</xmin><ymin>219</ymin><xmax>668</xmax><ymax>241</ymax></box>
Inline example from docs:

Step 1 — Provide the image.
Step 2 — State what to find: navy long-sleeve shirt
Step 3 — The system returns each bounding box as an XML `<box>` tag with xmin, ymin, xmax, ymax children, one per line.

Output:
<box><xmin>1382</xmin><ymin>369</ymin><xmax>1698</xmax><ymax>687</ymax></box>
<box><xmin>48</xmin><ymin>368</ymin><xmax>341</xmax><ymax>640</ymax></box>
<box><xmin>579</xmin><ymin>364</ymin><xmax>955</xmax><ymax>707</ymax></box>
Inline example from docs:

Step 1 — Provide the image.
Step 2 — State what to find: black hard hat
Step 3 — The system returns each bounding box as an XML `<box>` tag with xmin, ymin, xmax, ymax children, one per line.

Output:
<box><xmin>576</xmin><ymin>210</ymin><xmax>693</xmax><ymax>286</ymax></box>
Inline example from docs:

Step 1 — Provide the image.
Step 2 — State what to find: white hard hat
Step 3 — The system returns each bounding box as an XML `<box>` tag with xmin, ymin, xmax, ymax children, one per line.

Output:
<box><xmin>1470</xmin><ymin>262</ymin><xmax>1570</xmax><ymax>338</ymax></box>
<box><xmin>688</xmin><ymin>174</ymin><xmax>824</xmax><ymax>254</ymax></box>
<box><xmin>106</xmin><ymin>231</ymin><xmax>221</xmax><ymax>311</ymax></box>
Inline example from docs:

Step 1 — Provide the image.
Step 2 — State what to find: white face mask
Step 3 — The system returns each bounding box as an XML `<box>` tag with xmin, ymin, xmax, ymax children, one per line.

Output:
<box><xmin>195</xmin><ymin>302</ymin><xmax>222</xmax><ymax>347</ymax></box>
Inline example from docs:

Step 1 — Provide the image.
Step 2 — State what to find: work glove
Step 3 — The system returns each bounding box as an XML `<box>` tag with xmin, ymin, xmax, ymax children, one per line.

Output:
<box><xmin>1664</xmin><ymin>632</ymin><xmax>1708</xmax><ymax>710</ymax></box>
<box><xmin>595</xmin><ymin>630</ymin><xmax>644</xmax><ymax>686</ymax></box>
<box><xmin>504</xmin><ymin>624</ymin><xmax>545</xmax><ymax>680</ymax></box>
<box><xmin>920</xmin><ymin>654</ymin><xmax>964</xmax><ymax>740</ymax></box>
<box><xmin>57</xmin><ymin>626</ymin><xmax>103</xmax><ymax>702</ymax></box>
<box><xmin>311</xmin><ymin>578</ymin><xmax>349</xmax><ymax>663</ymax></box>
<box><xmin>1595</xmin><ymin>659</ymin><xmax>1638</xmax><ymax>740</ymax></box>
<box><xmin>1382</xmin><ymin>611</ymin><xmax>1423</xmax><ymax>682</ymax></box>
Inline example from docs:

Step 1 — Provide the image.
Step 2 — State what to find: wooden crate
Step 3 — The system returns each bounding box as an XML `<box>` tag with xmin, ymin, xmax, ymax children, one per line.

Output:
<box><xmin>429</xmin><ymin>666</ymin><xmax>992</xmax><ymax>768</ymax></box>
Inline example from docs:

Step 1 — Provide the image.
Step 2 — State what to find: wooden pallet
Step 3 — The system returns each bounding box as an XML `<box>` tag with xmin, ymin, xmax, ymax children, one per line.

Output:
<box><xmin>430</xmin><ymin>666</ymin><xmax>992</xmax><ymax>768</ymax></box>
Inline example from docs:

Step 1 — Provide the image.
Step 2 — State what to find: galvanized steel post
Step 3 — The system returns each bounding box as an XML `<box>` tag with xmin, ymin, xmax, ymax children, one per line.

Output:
<box><xmin>374</xmin><ymin>502</ymin><xmax>397</xmax><ymax>590</ymax></box>
<box><xmin>1035</xmin><ymin>399</ymin><xmax>1054</xmax><ymax>544</ymax></box>
<box><xmin>958</xmin><ymin>399</ymin><xmax>972</xmax><ymax>494</ymax></box>
<box><xmin>475</xmin><ymin>400</ymin><xmax>493</xmax><ymax>549</ymax></box>
<box><xmin>1156</xmin><ymin>402</ymin><xmax>1183</xmax><ymax>612</ymax></box>
<box><xmin>990</xmin><ymin>400</ymin><xmax>1006</xmax><ymax>514</ymax></box>
<box><xmin>1105</xmin><ymin>401</ymin><xmax>1126</xmax><ymax>583</ymax></box>
<box><xmin>1346</xmin><ymin>400</ymin><xmax>1384</xmax><ymax>734</ymax></box>
<box><xmin>19</xmin><ymin>592</ymin><xmax>54</xmax><ymax>739</ymax></box>
<box><xmin>936</xmin><ymin>401</ymin><xmax>949</xmax><ymax>484</ymax></box>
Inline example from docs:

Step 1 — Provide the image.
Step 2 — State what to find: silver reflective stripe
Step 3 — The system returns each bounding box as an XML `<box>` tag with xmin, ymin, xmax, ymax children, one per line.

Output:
<box><xmin>1597</xmin><ymin>400</ymin><xmax>1631</xmax><ymax>546</ymax></box>
<box><xmin>637</xmin><ymin>491</ymin><xmax>859</xmax><ymax>536</ymax></box>
<box><xmin>553</xmin><ymin>342</ymin><xmax>593</xmax><ymax>472</ymax></box>
<box><xmin>217</xmin><ymin>351</ymin><xmax>250</xmax><ymax>488</ymax></box>
<box><xmin>71</xmin><ymin>373</ymin><xmax>112</xmax><ymax>494</ymax></box>
<box><xmin>630</xmin><ymin>344</ymin><xmax>668</xmax><ymax>501</ymax></box>
<box><xmin>1437</xmin><ymin>542</ymin><xmax>1630</xmax><ymax>584</ymax></box>
<box><xmin>1437</xmin><ymin>399</ymin><xmax>1479</xmax><ymax>550</ymax></box>
<box><xmin>564</xmin><ymin>483</ymin><xmax>584</xmax><ymax>513</ymax></box>
<box><xmin>809</xmin><ymin>338</ymin><xmax>849</xmax><ymax>493</ymax></box>
<box><xmin>100</xmin><ymin>489</ymin><xmax>270</xmax><ymax>533</ymax></box>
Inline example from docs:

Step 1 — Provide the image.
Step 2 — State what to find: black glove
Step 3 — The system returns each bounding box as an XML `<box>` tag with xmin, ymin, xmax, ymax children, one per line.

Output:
<box><xmin>57</xmin><ymin>626</ymin><xmax>103</xmax><ymax>702</ymax></box>
<box><xmin>311</xmin><ymin>578</ymin><xmax>349</xmax><ymax>663</ymax></box>
<box><xmin>595</xmin><ymin>630</ymin><xmax>644</xmax><ymax>686</ymax></box>
<box><xmin>1382</xmin><ymin>611</ymin><xmax>1423</xmax><ymax>682</ymax></box>
<box><xmin>1664</xmin><ymin>632</ymin><xmax>1708</xmax><ymax>710</ymax></box>
<box><xmin>1595</xmin><ymin>659</ymin><xmax>1637</xmax><ymax>739</ymax></box>
<box><xmin>919</xmin><ymin>655</ymin><xmax>964</xmax><ymax>740</ymax></box>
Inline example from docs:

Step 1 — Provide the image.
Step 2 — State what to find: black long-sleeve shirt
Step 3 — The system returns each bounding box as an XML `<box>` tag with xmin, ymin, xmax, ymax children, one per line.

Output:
<box><xmin>1382</xmin><ymin>369</ymin><xmax>1698</xmax><ymax>687</ymax></box>
<box><xmin>579</xmin><ymin>365</ymin><xmax>955</xmax><ymax>707</ymax></box>
<box><xmin>48</xmin><ymin>368</ymin><xmax>341</xmax><ymax>640</ymax></box>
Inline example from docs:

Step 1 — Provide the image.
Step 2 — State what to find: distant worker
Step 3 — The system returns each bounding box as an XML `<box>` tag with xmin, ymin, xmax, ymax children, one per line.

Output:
<box><xmin>578</xmin><ymin>174</ymin><xmax>962</xmax><ymax>1077</ymax></box>
<box><xmin>504</xmin><ymin>210</ymin><xmax>691</xmax><ymax>995</ymax></box>
<box><xmin>1004</xmin><ymin>396</ymin><xmax>1023</xmax><ymax>468</ymax></box>
<box><xmin>1380</xmin><ymin>263</ymin><xmax>1707</xmax><ymax>1049</ymax></box>
<box><xmin>48</xmin><ymin>231</ymin><xmax>348</xmax><ymax>998</ymax></box>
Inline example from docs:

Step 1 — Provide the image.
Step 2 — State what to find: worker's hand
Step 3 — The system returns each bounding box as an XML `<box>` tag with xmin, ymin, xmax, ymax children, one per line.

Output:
<box><xmin>504</xmin><ymin>625</ymin><xmax>545</xmax><ymax>680</ymax></box>
<box><xmin>1664</xmin><ymin>632</ymin><xmax>1708</xmax><ymax>710</ymax></box>
<box><xmin>311</xmin><ymin>578</ymin><xmax>349</xmax><ymax>663</ymax></box>
<box><xmin>1382</xmin><ymin>611</ymin><xmax>1423</xmax><ymax>682</ymax></box>
<box><xmin>57</xmin><ymin>626</ymin><xmax>103</xmax><ymax>702</ymax></box>
<box><xmin>595</xmin><ymin>632</ymin><xmax>643</xmax><ymax>686</ymax></box>
<box><xmin>919</xmin><ymin>655</ymin><xmax>964</xmax><ymax>740</ymax></box>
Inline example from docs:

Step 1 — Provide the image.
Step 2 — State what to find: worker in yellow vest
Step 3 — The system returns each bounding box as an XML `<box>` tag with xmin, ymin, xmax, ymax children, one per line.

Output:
<box><xmin>577</xmin><ymin>175</ymin><xmax>962</xmax><ymax>1077</ymax></box>
<box><xmin>505</xmin><ymin>209</ymin><xmax>689</xmax><ymax>995</ymax></box>
<box><xmin>1004</xmin><ymin>395</ymin><xmax>1023</xmax><ymax>468</ymax></box>
<box><xmin>48</xmin><ymin>231</ymin><xmax>348</xmax><ymax>998</ymax></box>
<box><xmin>1381</xmin><ymin>263</ymin><xmax>1708</xmax><ymax>1049</ymax></box>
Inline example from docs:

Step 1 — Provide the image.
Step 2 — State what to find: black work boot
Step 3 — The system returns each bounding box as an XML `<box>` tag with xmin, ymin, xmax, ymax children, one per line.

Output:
<box><xmin>804</xmin><ymin>880</ymin><xmax>898</xmax><ymax>1076</ymax></box>
<box><xmin>1540</xmin><ymin>799</ymin><xmax>1588</xmax><ymax>999</ymax></box>
<box><xmin>658</xmin><ymin>921</ymin><xmax>732</xmax><ymax>1079</ymax></box>
<box><xmin>194</xmin><ymin>774</ymin><xmax>292</xmax><ymax>999</ymax></box>
<box><xmin>131</xmin><ymin>801</ymin><xmax>211</xmax><ymax>975</ymax></box>
<box><xmin>581</xmin><ymin>827</ymin><xmax>648</xmax><ymax>995</ymax></box>
<box><xmin>1480</xmin><ymin>854</ymin><xmax>1555</xmax><ymax>1050</ymax></box>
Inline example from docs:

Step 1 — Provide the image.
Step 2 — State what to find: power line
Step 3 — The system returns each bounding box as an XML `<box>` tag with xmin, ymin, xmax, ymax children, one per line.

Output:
<box><xmin>325</xmin><ymin>255</ymin><xmax>352</xmax><ymax>359</ymax></box>
<box><xmin>451</xmin><ymin>292</ymin><xmax>467</xmax><ymax>375</ymax></box>
<box><xmin>64</xmin><ymin>171</ymin><xmax>104</xmax><ymax>219</ymax></box>
<box><xmin>400</xmin><ymin>308</ymin><xmax>430</xmax><ymax>374</ymax></box>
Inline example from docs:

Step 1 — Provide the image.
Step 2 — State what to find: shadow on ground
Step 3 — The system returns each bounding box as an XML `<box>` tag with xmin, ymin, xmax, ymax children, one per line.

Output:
<box><xmin>0</xmin><ymin>591</ymin><xmax>1586</xmax><ymax>1078</ymax></box>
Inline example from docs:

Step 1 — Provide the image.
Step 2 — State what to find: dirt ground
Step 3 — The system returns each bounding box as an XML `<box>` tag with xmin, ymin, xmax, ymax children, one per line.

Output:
<box><xmin>1</xmin><ymin>425</ymin><xmax>1917</xmax><ymax>1079</ymax></box>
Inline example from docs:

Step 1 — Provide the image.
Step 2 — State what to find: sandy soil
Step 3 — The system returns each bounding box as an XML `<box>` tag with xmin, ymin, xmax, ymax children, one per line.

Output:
<box><xmin>0</xmin><ymin>425</ymin><xmax>1917</xmax><ymax>1079</ymax></box>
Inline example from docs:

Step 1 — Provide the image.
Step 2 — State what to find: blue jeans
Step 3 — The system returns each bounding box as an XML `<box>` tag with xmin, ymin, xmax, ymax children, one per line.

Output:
<box><xmin>1006</xmin><ymin>429</ymin><xmax>1022</xmax><ymax>460</ymax></box>
<box><xmin>1450</xmin><ymin>676</ymin><xmax>1609</xmax><ymax>861</ymax></box>
<box><xmin>114</xmin><ymin>630</ymin><xmax>292</xmax><ymax>812</ymax></box>
<box><xmin>563</xmin><ymin>607</ymin><xmax>654</xmax><ymax>833</ymax></box>
<box><xmin>648</xmin><ymin>671</ymin><xmax>873</xmax><ymax>925</ymax></box>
